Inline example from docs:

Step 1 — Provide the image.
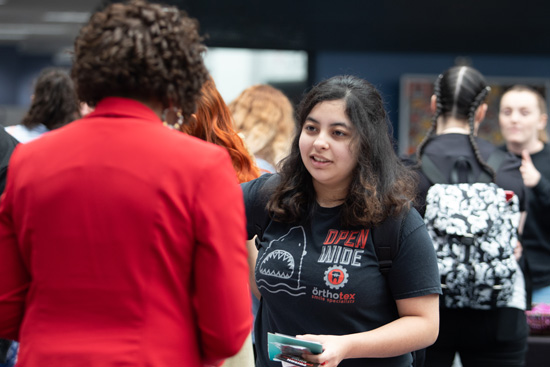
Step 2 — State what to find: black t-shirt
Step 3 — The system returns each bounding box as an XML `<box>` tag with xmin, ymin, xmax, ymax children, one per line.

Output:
<box><xmin>406</xmin><ymin>134</ymin><xmax>526</xmax><ymax>217</ymax></box>
<box><xmin>501</xmin><ymin>144</ymin><xmax>550</xmax><ymax>289</ymax></box>
<box><xmin>242</xmin><ymin>174</ymin><xmax>442</xmax><ymax>367</ymax></box>
<box><xmin>0</xmin><ymin>128</ymin><xmax>18</xmax><ymax>193</ymax></box>
<box><xmin>0</xmin><ymin>128</ymin><xmax>18</xmax><ymax>361</ymax></box>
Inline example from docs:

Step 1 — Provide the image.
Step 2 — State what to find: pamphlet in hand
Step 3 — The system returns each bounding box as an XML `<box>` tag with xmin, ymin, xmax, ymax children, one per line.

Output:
<box><xmin>267</xmin><ymin>332</ymin><xmax>323</xmax><ymax>367</ymax></box>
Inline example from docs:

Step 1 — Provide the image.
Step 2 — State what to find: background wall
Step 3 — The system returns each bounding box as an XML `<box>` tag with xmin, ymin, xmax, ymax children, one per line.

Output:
<box><xmin>315</xmin><ymin>51</ymin><xmax>550</xmax><ymax>143</ymax></box>
<box><xmin>3</xmin><ymin>47</ymin><xmax>550</xmax><ymax>147</ymax></box>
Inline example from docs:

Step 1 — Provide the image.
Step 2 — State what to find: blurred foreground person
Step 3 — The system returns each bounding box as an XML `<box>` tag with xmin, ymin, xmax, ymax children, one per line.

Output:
<box><xmin>499</xmin><ymin>85</ymin><xmax>550</xmax><ymax>306</ymax></box>
<box><xmin>0</xmin><ymin>1</ymin><xmax>252</xmax><ymax>366</ymax></box>
<box><xmin>178</xmin><ymin>76</ymin><xmax>259</xmax><ymax>367</ymax></box>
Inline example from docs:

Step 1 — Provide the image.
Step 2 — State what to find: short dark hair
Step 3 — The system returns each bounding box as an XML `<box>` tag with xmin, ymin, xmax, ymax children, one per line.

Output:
<box><xmin>71</xmin><ymin>0</ymin><xmax>208</xmax><ymax>119</ymax></box>
<box><xmin>21</xmin><ymin>67</ymin><xmax>80</xmax><ymax>130</ymax></box>
<box><xmin>268</xmin><ymin>75</ymin><xmax>415</xmax><ymax>227</ymax></box>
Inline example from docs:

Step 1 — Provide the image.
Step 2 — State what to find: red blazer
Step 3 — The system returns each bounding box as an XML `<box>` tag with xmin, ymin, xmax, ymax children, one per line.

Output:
<box><xmin>0</xmin><ymin>98</ymin><xmax>252</xmax><ymax>366</ymax></box>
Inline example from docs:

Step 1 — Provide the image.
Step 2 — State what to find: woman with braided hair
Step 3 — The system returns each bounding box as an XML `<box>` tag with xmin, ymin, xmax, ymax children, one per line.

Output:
<box><xmin>407</xmin><ymin>66</ymin><xmax>529</xmax><ymax>366</ymax></box>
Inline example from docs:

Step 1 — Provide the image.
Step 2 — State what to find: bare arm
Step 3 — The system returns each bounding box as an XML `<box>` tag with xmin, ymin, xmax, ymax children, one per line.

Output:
<box><xmin>246</xmin><ymin>238</ymin><xmax>261</xmax><ymax>300</ymax></box>
<box><xmin>514</xmin><ymin>211</ymin><xmax>527</xmax><ymax>260</ymax></box>
<box><xmin>298</xmin><ymin>293</ymin><xmax>440</xmax><ymax>367</ymax></box>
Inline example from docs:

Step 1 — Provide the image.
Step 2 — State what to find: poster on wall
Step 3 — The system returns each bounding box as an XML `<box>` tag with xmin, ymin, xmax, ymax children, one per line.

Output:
<box><xmin>398</xmin><ymin>74</ymin><xmax>550</xmax><ymax>156</ymax></box>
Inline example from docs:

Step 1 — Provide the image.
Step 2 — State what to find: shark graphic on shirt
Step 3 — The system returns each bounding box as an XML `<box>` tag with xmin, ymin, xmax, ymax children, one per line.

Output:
<box><xmin>256</xmin><ymin>226</ymin><xmax>307</xmax><ymax>297</ymax></box>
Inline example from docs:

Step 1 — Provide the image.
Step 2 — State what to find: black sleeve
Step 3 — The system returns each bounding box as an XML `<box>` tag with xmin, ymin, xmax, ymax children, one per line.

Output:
<box><xmin>241</xmin><ymin>173</ymin><xmax>278</xmax><ymax>240</ymax></box>
<box><xmin>0</xmin><ymin>129</ymin><xmax>19</xmax><ymax>194</ymax></box>
<box><xmin>388</xmin><ymin>208</ymin><xmax>442</xmax><ymax>299</ymax></box>
<box><xmin>532</xmin><ymin>174</ymin><xmax>550</xmax><ymax>207</ymax></box>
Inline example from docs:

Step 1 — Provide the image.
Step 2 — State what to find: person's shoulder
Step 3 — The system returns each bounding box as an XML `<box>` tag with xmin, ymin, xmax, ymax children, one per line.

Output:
<box><xmin>241</xmin><ymin>172</ymin><xmax>280</xmax><ymax>203</ymax></box>
<box><xmin>0</xmin><ymin>128</ymin><xmax>19</xmax><ymax>148</ymax></box>
<box><xmin>400</xmin><ymin>152</ymin><xmax>417</xmax><ymax>167</ymax></box>
<box><xmin>158</xmin><ymin>127</ymin><xmax>230</xmax><ymax>163</ymax></box>
<box><xmin>255</xmin><ymin>158</ymin><xmax>276</xmax><ymax>174</ymax></box>
<box><xmin>400</xmin><ymin>207</ymin><xmax>425</xmax><ymax>238</ymax></box>
<box><xmin>4</xmin><ymin>124</ymin><xmax>28</xmax><ymax>142</ymax></box>
<box><xmin>242</xmin><ymin>172</ymin><xmax>278</xmax><ymax>192</ymax></box>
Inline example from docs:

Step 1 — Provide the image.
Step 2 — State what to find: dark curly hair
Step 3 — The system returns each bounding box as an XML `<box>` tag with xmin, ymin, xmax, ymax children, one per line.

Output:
<box><xmin>21</xmin><ymin>67</ymin><xmax>80</xmax><ymax>130</ymax></box>
<box><xmin>71</xmin><ymin>0</ymin><xmax>208</xmax><ymax>119</ymax></box>
<box><xmin>268</xmin><ymin>75</ymin><xmax>416</xmax><ymax>227</ymax></box>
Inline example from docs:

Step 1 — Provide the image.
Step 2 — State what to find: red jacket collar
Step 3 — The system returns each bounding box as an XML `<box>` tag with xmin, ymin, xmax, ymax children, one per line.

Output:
<box><xmin>86</xmin><ymin>97</ymin><xmax>162</xmax><ymax>123</ymax></box>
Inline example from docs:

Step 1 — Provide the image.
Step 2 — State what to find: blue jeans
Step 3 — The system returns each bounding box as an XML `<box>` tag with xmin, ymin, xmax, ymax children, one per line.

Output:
<box><xmin>532</xmin><ymin>285</ymin><xmax>550</xmax><ymax>304</ymax></box>
<box><xmin>0</xmin><ymin>341</ymin><xmax>18</xmax><ymax>367</ymax></box>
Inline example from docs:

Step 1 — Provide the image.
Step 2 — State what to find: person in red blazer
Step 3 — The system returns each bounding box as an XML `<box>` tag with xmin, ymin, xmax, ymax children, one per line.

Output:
<box><xmin>0</xmin><ymin>1</ymin><xmax>252</xmax><ymax>366</ymax></box>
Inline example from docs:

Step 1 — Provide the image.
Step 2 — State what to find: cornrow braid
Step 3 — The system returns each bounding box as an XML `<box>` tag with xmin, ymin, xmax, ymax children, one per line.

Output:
<box><xmin>466</xmin><ymin>86</ymin><xmax>496</xmax><ymax>182</ymax></box>
<box><xmin>415</xmin><ymin>74</ymin><xmax>443</xmax><ymax>164</ymax></box>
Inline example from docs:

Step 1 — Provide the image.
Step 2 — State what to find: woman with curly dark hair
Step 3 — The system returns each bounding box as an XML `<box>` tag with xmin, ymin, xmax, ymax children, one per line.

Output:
<box><xmin>5</xmin><ymin>67</ymin><xmax>80</xmax><ymax>143</ymax></box>
<box><xmin>0</xmin><ymin>1</ymin><xmax>252</xmax><ymax>366</ymax></box>
<box><xmin>242</xmin><ymin>75</ymin><xmax>441</xmax><ymax>367</ymax></box>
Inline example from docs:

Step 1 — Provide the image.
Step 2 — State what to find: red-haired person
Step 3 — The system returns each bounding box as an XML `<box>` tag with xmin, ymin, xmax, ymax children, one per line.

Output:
<box><xmin>176</xmin><ymin>77</ymin><xmax>260</xmax><ymax>367</ymax></box>
<box><xmin>179</xmin><ymin>77</ymin><xmax>260</xmax><ymax>183</ymax></box>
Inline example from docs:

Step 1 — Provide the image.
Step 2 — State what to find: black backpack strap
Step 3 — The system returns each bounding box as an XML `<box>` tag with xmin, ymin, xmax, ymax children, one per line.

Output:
<box><xmin>450</xmin><ymin>156</ymin><xmax>474</xmax><ymax>184</ymax></box>
<box><xmin>477</xmin><ymin>148</ymin><xmax>507</xmax><ymax>183</ymax></box>
<box><xmin>253</xmin><ymin>173</ymin><xmax>280</xmax><ymax>238</ymax></box>
<box><xmin>420</xmin><ymin>155</ymin><xmax>447</xmax><ymax>184</ymax></box>
<box><xmin>372</xmin><ymin>210</ymin><xmax>419</xmax><ymax>366</ymax></box>
<box><xmin>372</xmin><ymin>210</ymin><xmax>407</xmax><ymax>276</ymax></box>
<box><xmin>422</xmin><ymin>149</ymin><xmax>507</xmax><ymax>184</ymax></box>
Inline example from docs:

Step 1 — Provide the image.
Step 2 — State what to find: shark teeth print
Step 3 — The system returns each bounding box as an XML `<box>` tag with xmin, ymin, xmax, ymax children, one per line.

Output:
<box><xmin>259</xmin><ymin>249</ymin><xmax>295</xmax><ymax>279</ymax></box>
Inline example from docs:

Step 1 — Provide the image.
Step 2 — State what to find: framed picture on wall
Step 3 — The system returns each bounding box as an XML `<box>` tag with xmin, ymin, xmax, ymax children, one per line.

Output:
<box><xmin>398</xmin><ymin>74</ymin><xmax>550</xmax><ymax>156</ymax></box>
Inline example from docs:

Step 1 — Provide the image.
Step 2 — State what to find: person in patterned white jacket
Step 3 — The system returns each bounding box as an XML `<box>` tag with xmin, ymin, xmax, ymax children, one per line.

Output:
<box><xmin>408</xmin><ymin>66</ymin><xmax>528</xmax><ymax>367</ymax></box>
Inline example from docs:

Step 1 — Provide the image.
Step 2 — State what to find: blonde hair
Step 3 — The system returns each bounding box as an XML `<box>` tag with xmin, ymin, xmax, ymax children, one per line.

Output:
<box><xmin>229</xmin><ymin>84</ymin><xmax>295</xmax><ymax>167</ymax></box>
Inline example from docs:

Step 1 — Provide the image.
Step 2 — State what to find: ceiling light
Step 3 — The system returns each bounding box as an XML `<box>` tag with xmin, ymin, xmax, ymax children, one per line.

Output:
<box><xmin>0</xmin><ymin>24</ymin><xmax>70</xmax><ymax>36</ymax></box>
<box><xmin>0</xmin><ymin>34</ymin><xmax>26</xmax><ymax>41</ymax></box>
<box><xmin>42</xmin><ymin>12</ymin><xmax>90</xmax><ymax>23</ymax></box>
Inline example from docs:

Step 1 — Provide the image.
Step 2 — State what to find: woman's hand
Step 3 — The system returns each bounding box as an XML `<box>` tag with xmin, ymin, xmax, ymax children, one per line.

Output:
<box><xmin>520</xmin><ymin>150</ymin><xmax>541</xmax><ymax>188</ymax></box>
<box><xmin>296</xmin><ymin>334</ymin><xmax>348</xmax><ymax>367</ymax></box>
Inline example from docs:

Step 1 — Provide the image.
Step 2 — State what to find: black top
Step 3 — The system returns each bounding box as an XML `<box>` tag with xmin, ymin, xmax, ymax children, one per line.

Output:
<box><xmin>0</xmin><ymin>128</ymin><xmax>17</xmax><ymax>361</ymax></box>
<box><xmin>242</xmin><ymin>174</ymin><xmax>442</xmax><ymax>367</ymax></box>
<box><xmin>501</xmin><ymin>144</ymin><xmax>550</xmax><ymax>289</ymax></box>
<box><xmin>405</xmin><ymin>134</ymin><xmax>526</xmax><ymax>217</ymax></box>
<box><xmin>0</xmin><ymin>128</ymin><xmax>18</xmax><ymax>193</ymax></box>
